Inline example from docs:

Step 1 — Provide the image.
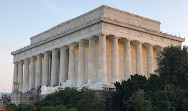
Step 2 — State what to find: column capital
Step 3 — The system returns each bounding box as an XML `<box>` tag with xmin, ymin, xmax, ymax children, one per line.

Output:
<box><xmin>52</xmin><ymin>48</ymin><xmax>60</xmax><ymax>52</ymax></box>
<box><xmin>78</xmin><ymin>39</ymin><xmax>87</xmax><ymax>44</ymax></box>
<box><xmin>44</xmin><ymin>51</ymin><xmax>51</xmax><ymax>55</ymax></box>
<box><xmin>69</xmin><ymin>42</ymin><xmax>78</xmax><ymax>47</ymax></box>
<box><xmin>108</xmin><ymin>35</ymin><xmax>119</xmax><ymax>40</ymax></box>
<box><xmin>37</xmin><ymin>53</ymin><xmax>43</xmax><ymax>57</ymax></box>
<box><xmin>24</xmin><ymin>58</ymin><xmax>30</xmax><ymax>62</ymax></box>
<box><xmin>143</xmin><ymin>43</ymin><xmax>153</xmax><ymax>47</ymax></box>
<box><xmin>89</xmin><ymin>36</ymin><xmax>98</xmax><ymax>41</ymax></box>
<box><xmin>98</xmin><ymin>33</ymin><xmax>107</xmax><ymax>38</ymax></box>
<box><xmin>30</xmin><ymin>56</ymin><xmax>36</xmax><ymax>61</ymax></box>
<box><xmin>122</xmin><ymin>38</ymin><xmax>130</xmax><ymax>42</ymax></box>
<box><xmin>13</xmin><ymin>61</ymin><xmax>19</xmax><ymax>64</ymax></box>
<box><xmin>18</xmin><ymin>60</ymin><xmax>24</xmax><ymax>64</ymax></box>
<box><xmin>131</xmin><ymin>40</ymin><xmax>142</xmax><ymax>46</ymax></box>
<box><xmin>60</xmin><ymin>46</ymin><xmax>68</xmax><ymax>50</ymax></box>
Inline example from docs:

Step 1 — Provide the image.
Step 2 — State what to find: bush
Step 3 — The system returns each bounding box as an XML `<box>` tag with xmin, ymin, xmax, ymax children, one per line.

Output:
<box><xmin>14</xmin><ymin>104</ymin><xmax>34</xmax><ymax>111</ymax></box>
<box><xmin>36</xmin><ymin>87</ymin><xmax>104</xmax><ymax>111</ymax></box>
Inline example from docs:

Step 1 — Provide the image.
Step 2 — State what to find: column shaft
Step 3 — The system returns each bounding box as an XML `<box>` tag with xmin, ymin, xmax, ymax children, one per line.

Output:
<box><xmin>18</xmin><ymin>61</ymin><xmax>23</xmax><ymax>91</ymax></box>
<box><xmin>29</xmin><ymin>57</ymin><xmax>35</xmax><ymax>90</ymax></box>
<box><xmin>98</xmin><ymin>34</ymin><xmax>107</xmax><ymax>84</ymax></box>
<box><xmin>42</xmin><ymin>52</ymin><xmax>50</xmax><ymax>86</ymax></box>
<box><xmin>35</xmin><ymin>54</ymin><xmax>42</xmax><ymax>88</ymax></box>
<box><xmin>136</xmin><ymin>42</ymin><xmax>143</xmax><ymax>75</ymax></box>
<box><xmin>78</xmin><ymin>41</ymin><xmax>85</xmax><ymax>86</ymax></box>
<box><xmin>12</xmin><ymin>62</ymin><xmax>18</xmax><ymax>91</ymax></box>
<box><xmin>51</xmin><ymin>49</ymin><xmax>59</xmax><ymax>86</ymax></box>
<box><xmin>88</xmin><ymin>38</ymin><xmax>96</xmax><ymax>84</ymax></box>
<box><xmin>124</xmin><ymin>39</ymin><xmax>131</xmax><ymax>80</ymax></box>
<box><xmin>111</xmin><ymin>37</ymin><xmax>119</xmax><ymax>83</ymax></box>
<box><xmin>23</xmin><ymin>58</ymin><xmax>29</xmax><ymax>91</ymax></box>
<box><xmin>59</xmin><ymin>47</ymin><xmax>68</xmax><ymax>85</ymax></box>
<box><xmin>147</xmin><ymin>44</ymin><xmax>154</xmax><ymax>77</ymax></box>
<box><xmin>68</xmin><ymin>45</ymin><xmax>75</xmax><ymax>84</ymax></box>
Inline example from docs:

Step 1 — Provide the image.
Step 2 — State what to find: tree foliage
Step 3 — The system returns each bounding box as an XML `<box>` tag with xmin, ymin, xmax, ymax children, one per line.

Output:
<box><xmin>112</xmin><ymin>46</ymin><xmax>188</xmax><ymax>111</ymax></box>
<box><xmin>156</xmin><ymin>46</ymin><xmax>188</xmax><ymax>88</ymax></box>
<box><xmin>36</xmin><ymin>87</ymin><xmax>104</xmax><ymax>111</ymax></box>
<box><xmin>9</xmin><ymin>87</ymin><xmax>104</xmax><ymax>111</ymax></box>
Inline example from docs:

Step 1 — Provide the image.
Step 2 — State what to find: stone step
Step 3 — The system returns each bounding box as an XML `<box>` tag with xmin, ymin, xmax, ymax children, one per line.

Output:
<box><xmin>0</xmin><ymin>107</ymin><xmax>6</xmax><ymax>111</ymax></box>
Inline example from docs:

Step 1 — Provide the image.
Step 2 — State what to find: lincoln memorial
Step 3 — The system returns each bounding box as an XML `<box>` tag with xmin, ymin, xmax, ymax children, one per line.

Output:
<box><xmin>11</xmin><ymin>5</ymin><xmax>185</xmax><ymax>94</ymax></box>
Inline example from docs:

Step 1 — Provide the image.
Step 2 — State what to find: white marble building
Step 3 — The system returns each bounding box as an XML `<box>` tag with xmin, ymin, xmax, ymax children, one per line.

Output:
<box><xmin>11</xmin><ymin>5</ymin><xmax>184</xmax><ymax>93</ymax></box>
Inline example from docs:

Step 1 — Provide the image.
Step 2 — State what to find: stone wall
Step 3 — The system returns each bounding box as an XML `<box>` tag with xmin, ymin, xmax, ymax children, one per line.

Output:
<box><xmin>11</xmin><ymin>92</ymin><xmax>42</xmax><ymax>105</ymax></box>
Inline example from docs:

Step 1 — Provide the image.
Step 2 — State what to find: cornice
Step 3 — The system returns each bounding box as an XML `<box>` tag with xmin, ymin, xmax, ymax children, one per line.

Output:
<box><xmin>11</xmin><ymin>16</ymin><xmax>185</xmax><ymax>56</ymax></box>
<box><xmin>11</xmin><ymin>17</ymin><xmax>102</xmax><ymax>55</ymax></box>
<box><xmin>101</xmin><ymin>17</ymin><xmax>185</xmax><ymax>42</ymax></box>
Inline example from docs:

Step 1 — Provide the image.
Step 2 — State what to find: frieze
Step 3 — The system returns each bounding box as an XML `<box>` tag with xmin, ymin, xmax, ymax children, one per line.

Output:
<box><xmin>13</xmin><ymin>23</ymin><xmax>102</xmax><ymax>62</ymax></box>
<box><xmin>11</xmin><ymin>5</ymin><xmax>185</xmax><ymax>55</ymax></box>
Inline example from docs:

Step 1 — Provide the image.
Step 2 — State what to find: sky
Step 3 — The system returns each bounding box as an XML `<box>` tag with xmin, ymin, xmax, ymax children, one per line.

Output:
<box><xmin>0</xmin><ymin>0</ymin><xmax>188</xmax><ymax>93</ymax></box>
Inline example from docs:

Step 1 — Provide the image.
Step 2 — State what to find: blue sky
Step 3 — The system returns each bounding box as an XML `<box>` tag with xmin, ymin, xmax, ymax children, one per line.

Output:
<box><xmin>0</xmin><ymin>0</ymin><xmax>187</xmax><ymax>92</ymax></box>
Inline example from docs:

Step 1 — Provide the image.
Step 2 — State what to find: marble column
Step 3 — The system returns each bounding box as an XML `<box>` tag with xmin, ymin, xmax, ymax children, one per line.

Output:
<box><xmin>59</xmin><ymin>47</ymin><xmax>68</xmax><ymax>85</ymax></box>
<box><xmin>68</xmin><ymin>44</ymin><xmax>75</xmax><ymax>84</ymax></box>
<box><xmin>88</xmin><ymin>37</ymin><xmax>96</xmax><ymax>84</ymax></box>
<box><xmin>42</xmin><ymin>52</ymin><xmax>50</xmax><ymax>86</ymax></box>
<box><xmin>51</xmin><ymin>49</ymin><xmax>59</xmax><ymax>86</ymax></box>
<box><xmin>98</xmin><ymin>34</ymin><xmax>107</xmax><ymax>84</ymax></box>
<box><xmin>124</xmin><ymin>39</ymin><xmax>131</xmax><ymax>80</ymax></box>
<box><xmin>23</xmin><ymin>58</ymin><xmax>29</xmax><ymax>91</ymax></box>
<box><xmin>147</xmin><ymin>44</ymin><xmax>154</xmax><ymax>77</ymax></box>
<box><xmin>12</xmin><ymin>62</ymin><xmax>18</xmax><ymax>91</ymax></box>
<box><xmin>111</xmin><ymin>36</ymin><xmax>119</xmax><ymax>83</ymax></box>
<box><xmin>35</xmin><ymin>54</ymin><xmax>42</xmax><ymax>88</ymax></box>
<box><xmin>136</xmin><ymin>42</ymin><xmax>143</xmax><ymax>75</ymax></box>
<box><xmin>29</xmin><ymin>56</ymin><xmax>35</xmax><ymax>90</ymax></box>
<box><xmin>78</xmin><ymin>40</ymin><xmax>85</xmax><ymax>86</ymax></box>
<box><xmin>18</xmin><ymin>60</ymin><xmax>23</xmax><ymax>91</ymax></box>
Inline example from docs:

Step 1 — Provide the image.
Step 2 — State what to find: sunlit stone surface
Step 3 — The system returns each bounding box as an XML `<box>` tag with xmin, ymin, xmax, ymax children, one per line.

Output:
<box><xmin>11</xmin><ymin>5</ymin><xmax>185</xmax><ymax>94</ymax></box>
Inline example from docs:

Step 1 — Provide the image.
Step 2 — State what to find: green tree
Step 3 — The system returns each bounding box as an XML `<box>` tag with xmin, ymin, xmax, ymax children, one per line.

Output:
<box><xmin>124</xmin><ymin>89</ymin><xmax>152</xmax><ymax>111</ymax></box>
<box><xmin>112</xmin><ymin>74</ymin><xmax>148</xmax><ymax>111</ymax></box>
<box><xmin>13</xmin><ymin>104</ymin><xmax>34</xmax><ymax>111</ymax></box>
<box><xmin>76</xmin><ymin>88</ymin><xmax>104</xmax><ymax>111</ymax></box>
<box><xmin>156</xmin><ymin>46</ymin><xmax>188</xmax><ymax>88</ymax></box>
<box><xmin>112</xmin><ymin>46</ymin><xmax>188</xmax><ymax>111</ymax></box>
<box><xmin>36</xmin><ymin>87</ymin><xmax>104</xmax><ymax>111</ymax></box>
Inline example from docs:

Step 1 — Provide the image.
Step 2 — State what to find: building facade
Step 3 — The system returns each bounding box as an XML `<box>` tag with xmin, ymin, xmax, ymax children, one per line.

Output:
<box><xmin>11</xmin><ymin>5</ymin><xmax>184</xmax><ymax>93</ymax></box>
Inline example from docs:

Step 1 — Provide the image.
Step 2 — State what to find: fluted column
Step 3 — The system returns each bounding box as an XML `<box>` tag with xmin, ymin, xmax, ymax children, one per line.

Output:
<box><xmin>111</xmin><ymin>36</ymin><xmax>119</xmax><ymax>83</ymax></box>
<box><xmin>51</xmin><ymin>49</ymin><xmax>59</xmax><ymax>86</ymax></box>
<box><xmin>23</xmin><ymin>58</ymin><xmax>29</xmax><ymax>91</ymax></box>
<box><xmin>35</xmin><ymin>54</ymin><xmax>42</xmax><ymax>88</ymax></box>
<box><xmin>136</xmin><ymin>42</ymin><xmax>143</xmax><ymax>75</ymax></box>
<box><xmin>78</xmin><ymin>40</ymin><xmax>85</xmax><ymax>86</ymax></box>
<box><xmin>98</xmin><ymin>34</ymin><xmax>107</xmax><ymax>84</ymax></box>
<box><xmin>29</xmin><ymin>56</ymin><xmax>35</xmax><ymax>90</ymax></box>
<box><xmin>68</xmin><ymin>44</ymin><xmax>75</xmax><ymax>84</ymax></box>
<box><xmin>88</xmin><ymin>37</ymin><xmax>96</xmax><ymax>84</ymax></box>
<box><xmin>124</xmin><ymin>39</ymin><xmax>131</xmax><ymax>80</ymax></box>
<box><xmin>42</xmin><ymin>52</ymin><xmax>50</xmax><ymax>86</ymax></box>
<box><xmin>59</xmin><ymin>47</ymin><xmax>68</xmax><ymax>85</ymax></box>
<box><xmin>18</xmin><ymin>60</ymin><xmax>23</xmax><ymax>91</ymax></box>
<box><xmin>147</xmin><ymin>44</ymin><xmax>154</xmax><ymax>77</ymax></box>
<box><xmin>12</xmin><ymin>62</ymin><xmax>18</xmax><ymax>92</ymax></box>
